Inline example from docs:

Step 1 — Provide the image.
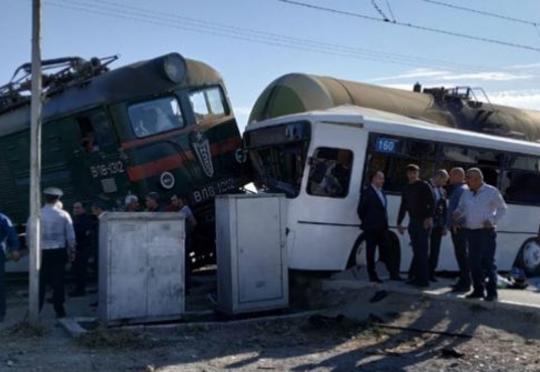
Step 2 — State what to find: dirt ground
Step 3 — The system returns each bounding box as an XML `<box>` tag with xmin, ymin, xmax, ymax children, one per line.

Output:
<box><xmin>2</xmin><ymin>280</ymin><xmax>540</xmax><ymax>372</ymax></box>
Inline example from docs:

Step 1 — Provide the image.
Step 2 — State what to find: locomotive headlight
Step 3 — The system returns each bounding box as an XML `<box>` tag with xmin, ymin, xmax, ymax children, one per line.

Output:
<box><xmin>162</xmin><ymin>53</ymin><xmax>187</xmax><ymax>84</ymax></box>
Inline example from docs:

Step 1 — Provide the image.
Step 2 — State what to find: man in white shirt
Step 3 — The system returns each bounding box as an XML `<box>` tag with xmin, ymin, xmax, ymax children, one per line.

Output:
<box><xmin>453</xmin><ymin>168</ymin><xmax>507</xmax><ymax>301</ymax></box>
<box><xmin>37</xmin><ymin>187</ymin><xmax>76</xmax><ymax>318</ymax></box>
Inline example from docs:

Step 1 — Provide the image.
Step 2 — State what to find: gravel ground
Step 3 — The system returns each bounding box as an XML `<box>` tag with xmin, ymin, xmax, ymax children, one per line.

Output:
<box><xmin>1</xmin><ymin>282</ymin><xmax>540</xmax><ymax>372</ymax></box>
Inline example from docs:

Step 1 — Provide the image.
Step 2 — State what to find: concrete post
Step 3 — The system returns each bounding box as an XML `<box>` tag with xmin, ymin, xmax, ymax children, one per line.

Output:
<box><xmin>29</xmin><ymin>0</ymin><xmax>42</xmax><ymax>324</ymax></box>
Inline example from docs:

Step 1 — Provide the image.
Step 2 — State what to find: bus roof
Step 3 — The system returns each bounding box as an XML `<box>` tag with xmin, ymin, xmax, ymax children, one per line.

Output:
<box><xmin>246</xmin><ymin>105</ymin><xmax>540</xmax><ymax>156</ymax></box>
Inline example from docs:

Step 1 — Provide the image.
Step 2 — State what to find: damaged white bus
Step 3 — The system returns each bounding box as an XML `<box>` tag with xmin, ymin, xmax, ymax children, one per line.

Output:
<box><xmin>244</xmin><ymin>105</ymin><xmax>540</xmax><ymax>274</ymax></box>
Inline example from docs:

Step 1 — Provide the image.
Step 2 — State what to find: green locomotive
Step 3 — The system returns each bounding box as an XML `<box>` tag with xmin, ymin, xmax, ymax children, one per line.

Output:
<box><xmin>0</xmin><ymin>52</ymin><xmax>248</xmax><ymax>263</ymax></box>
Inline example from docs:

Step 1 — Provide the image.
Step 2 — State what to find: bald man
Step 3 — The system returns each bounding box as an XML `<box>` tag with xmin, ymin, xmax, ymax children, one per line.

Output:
<box><xmin>454</xmin><ymin>168</ymin><xmax>507</xmax><ymax>302</ymax></box>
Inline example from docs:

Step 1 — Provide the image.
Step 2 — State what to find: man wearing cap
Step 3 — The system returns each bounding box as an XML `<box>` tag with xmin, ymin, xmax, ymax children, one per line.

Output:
<box><xmin>38</xmin><ymin>187</ymin><xmax>75</xmax><ymax>318</ymax></box>
<box><xmin>397</xmin><ymin>164</ymin><xmax>435</xmax><ymax>288</ymax></box>
<box><xmin>0</xmin><ymin>212</ymin><xmax>20</xmax><ymax>321</ymax></box>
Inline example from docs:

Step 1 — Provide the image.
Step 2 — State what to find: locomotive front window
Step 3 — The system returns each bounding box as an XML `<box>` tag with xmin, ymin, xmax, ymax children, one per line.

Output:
<box><xmin>189</xmin><ymin>87</ymin><xmax>228</xmax><ymax>124</ymax></box>
<box><xmin>128</xmin><ymin>97</ymin><xmax>185</xmax><ymax>138</ymax></box>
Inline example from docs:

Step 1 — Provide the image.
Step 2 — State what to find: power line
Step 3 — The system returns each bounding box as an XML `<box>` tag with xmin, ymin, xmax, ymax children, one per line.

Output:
<box><xmin>277</xmin><ymin>0</ymin><xmax>540</xmax><ymax>53</ymax></box>
<box><xmin>420</xmin><ymin>0</ymin><xmax>540</xmax><ymax>40</ymax></box>
<box><xmin>420</xmin><ymin>0</ymin><xmax>539</xmax><ymax>27</ymax></box>
<box><xmin>41</xmin><ymin>0</ymin><xmax>497</xmax><ymax>74</ymax></box>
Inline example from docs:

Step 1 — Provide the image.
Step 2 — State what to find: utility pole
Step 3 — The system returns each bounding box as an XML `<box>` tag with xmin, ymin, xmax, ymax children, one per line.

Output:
<box><xmin>29</xmin><ymin>0</ymin><xmax>42</xmax><ymax>324</ymax></box>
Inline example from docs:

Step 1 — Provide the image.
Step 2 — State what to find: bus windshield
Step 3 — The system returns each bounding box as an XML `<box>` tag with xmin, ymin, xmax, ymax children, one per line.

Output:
<box><xmin>246</xmin><ymin>122</ymin><xmax>310</xmax><ymax>197</ymax></box>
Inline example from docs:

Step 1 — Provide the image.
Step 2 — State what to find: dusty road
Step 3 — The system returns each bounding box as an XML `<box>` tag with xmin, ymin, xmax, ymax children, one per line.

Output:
<box><xmin>1</xmin><ymin>282</ymin><xmax>540</xmax><ymax>371</ymax></box>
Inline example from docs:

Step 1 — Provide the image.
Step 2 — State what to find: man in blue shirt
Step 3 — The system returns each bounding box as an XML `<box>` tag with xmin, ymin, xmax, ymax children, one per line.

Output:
<box><xmin>0</xmin><ymin>212</ymin><xmax>21</xmax><ymax>321</ymax></box>
<box><xmin>446</xmin><ymin>167</ymin><xmax>470</xmax><ymax>292</ymax></box>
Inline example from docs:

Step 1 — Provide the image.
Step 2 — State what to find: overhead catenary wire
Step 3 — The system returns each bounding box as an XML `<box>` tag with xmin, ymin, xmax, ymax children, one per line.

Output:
<box><xmin>40</xmin><ymin>0</ymin><xmax>499</xmax><ymax>74</ymax></box>
<box><xmin>46</xmin><ymin>0</ymin><xmax>463</xmax><ymax>70</ymax></box>
<box><xmin>420</xmin><ymin>0</ymin><xmax>539</xmax><ymax>27</ymax></box>
<box><xmin>420</xmin><ymin>0</ymin><xmax>540</xmax><ymax>40</ymax></box>
<box><xmin>277</xmin><ymin>0</ymin><xmax>540</xmax><ymax>53</ymax></box>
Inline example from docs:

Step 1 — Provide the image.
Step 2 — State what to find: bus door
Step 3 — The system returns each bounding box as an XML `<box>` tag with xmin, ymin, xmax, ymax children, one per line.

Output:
<box><xmin>72</xmin><ymin>109</ymin><xmax>130</xmax><ymax>206</ymax></box>
<box><xmin>288</xmin><ymin>123</ymin><xmax>367</xmax><ymax>270</ymax></box>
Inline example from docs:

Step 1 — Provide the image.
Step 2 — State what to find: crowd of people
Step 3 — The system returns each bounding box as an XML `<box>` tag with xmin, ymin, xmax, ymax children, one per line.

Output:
<box><xmin>0</xmin><ymin>188</ymin><xmax>196</xmax><ymax>320</ymax></box>
<box><xmin>0</xmin><ymin>163</ymin><xmax>511</xmax><ymax>321</ymax></box>
<box><xmin>358</xmin><ymin>164</ymin><xmax>507</xmax><ymax>302</ymax></box>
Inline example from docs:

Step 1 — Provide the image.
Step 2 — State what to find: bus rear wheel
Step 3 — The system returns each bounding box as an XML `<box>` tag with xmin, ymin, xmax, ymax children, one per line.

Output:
<box><xmin>347</xmin><ymin>233</ymin><xmax>366</xmax><ymax>269</ymax></box>
<box><xmin>514</xmin><ymin>238</ymin><xmax>540</xmax><ymax>276</ymax></box>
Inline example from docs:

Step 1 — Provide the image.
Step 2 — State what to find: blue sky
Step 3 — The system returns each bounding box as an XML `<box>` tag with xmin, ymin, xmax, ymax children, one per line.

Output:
<box><xmin>1</xmin><ymin>0</ymin><xmax>540</xmax><ymax>131</ymax></box>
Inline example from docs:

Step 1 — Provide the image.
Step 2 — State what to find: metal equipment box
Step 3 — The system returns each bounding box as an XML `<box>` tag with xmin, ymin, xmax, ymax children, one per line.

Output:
<box><xmin>216</xmin><ymin>194</ymin><xmax>288</xmax><ymax>314</ymax></box>
<box><xmin>98</xmin><ymin>212</ymin><xmax>185</xmax><ymax>325</ymax></box>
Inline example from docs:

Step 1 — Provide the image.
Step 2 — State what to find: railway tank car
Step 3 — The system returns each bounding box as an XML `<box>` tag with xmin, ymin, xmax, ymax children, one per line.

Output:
<box><xmin>249</xmin><ymin>73</ymin><xmax>540</xmax><ymax>141</ymax></box>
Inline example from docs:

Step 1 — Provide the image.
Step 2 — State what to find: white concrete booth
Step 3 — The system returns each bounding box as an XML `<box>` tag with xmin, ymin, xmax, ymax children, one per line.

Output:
<box><xmin>98</xmin><ymin>212</ymin><xmax>185</xmax><ymax>325</ymax></box>
<box><xmin>216</xmin><ymin>194</ymin><xmax>289</xmax><ymax>315</ymax></box>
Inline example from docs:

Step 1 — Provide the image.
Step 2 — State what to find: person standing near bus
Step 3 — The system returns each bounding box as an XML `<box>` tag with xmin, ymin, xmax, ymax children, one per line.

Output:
<box><xmin>397</xmin><ymin>164</ymin><xmax>435</xmax><ymax>288</ymax></box>
<box><xmin>428</xmin><ymin>169</ymin><xmax>449</xmax><ymax>282</ymax></box>
<box><xmin>69</xmin><ymin>202</ymin><xmax>93</xmax><ymax>297</ymax></box>
<box><xmin>124</xmin><ymin>194</ymin><xmax>140</xmax><ymax>212</ymax></box>
<box><xmin>89</xmin><ymin>201</ymin><xmax>106</xmax><ymax>308</ymax></box>
<box><xmin>357</xmin><ymin>170</ymin><xmax>401</xmax><ymax>282</ymax></box>
<box><xmin>145</xmin><ymin>192</ymin><xmax>163</xmax><ymax>212</ymax></box>
<box><xmin>177</xmin><ymin>196</ymin><xmax>197</xmax><ymax>292</ymax></box>
<box><xmin>37</xmin><ymin>187</ymin><xmax>76</xmax><ymax>318</ymax></box>
<box><xmin>166</xmin><ymin>194</ymin><xmax>182</xmax><ymax>212</ymax></box>
<box><xmin>453</xmin><ymin>168</ymin><xmax>507</xmax><ymax>301</ymax></box>
<box><xmin>446</xmin><ymin>167</ymin><xmax>471</xmax><ymax>292</ymax></box>
<box><xmin>0</xmin><ymin>212</ymin><xmax>20</xmax><ymax>321</ymax></box>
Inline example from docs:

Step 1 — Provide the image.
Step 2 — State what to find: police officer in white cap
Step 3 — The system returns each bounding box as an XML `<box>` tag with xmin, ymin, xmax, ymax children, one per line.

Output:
<box><xmin>38</xmin><ymin>187</ymin><xmax>75</xmax><ymax>318</ymax></box>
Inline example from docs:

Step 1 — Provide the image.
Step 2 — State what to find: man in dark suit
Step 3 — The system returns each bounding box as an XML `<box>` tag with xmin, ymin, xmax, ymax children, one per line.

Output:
<box><xmin>428</xmin><ymin>169</ymin><xmax>449</xmax><ymax>282</ymax></box>
<box><xmin>357</xmin><ymin>170</ymin><xmax>401</xmax><ymax>282</ymax></box>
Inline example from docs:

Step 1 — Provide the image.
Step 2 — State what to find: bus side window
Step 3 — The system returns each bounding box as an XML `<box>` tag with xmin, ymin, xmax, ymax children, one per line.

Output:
<box><xmin>503</xmin><ymin>155</ymin><xmax>540</xmax><ymax>204</ymax></box>
<box><xmin>76</xmin><ymin>111</ymin><xmax>114</xmax><ymax>153</ymax></box>
<box><xmin>307</xmin><ymin>147</ymin><xmax>353</xmax><ymax>198</ymax></box>
<box><xmin>439</xmin><ymin>145</ymin><xmax>502</xmax><ymax>187</ymax></box>
<box><xmin>366</xmin><ymin>136</ymin><xmax>436</xmax><ymax>193</ymax></box>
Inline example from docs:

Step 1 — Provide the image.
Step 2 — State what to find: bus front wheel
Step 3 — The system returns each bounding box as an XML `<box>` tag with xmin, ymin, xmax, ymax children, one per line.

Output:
<box><xmin>346</xmin><ymin>231</ymin><xmax>401</xmax><ymax>271</ymax></box>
